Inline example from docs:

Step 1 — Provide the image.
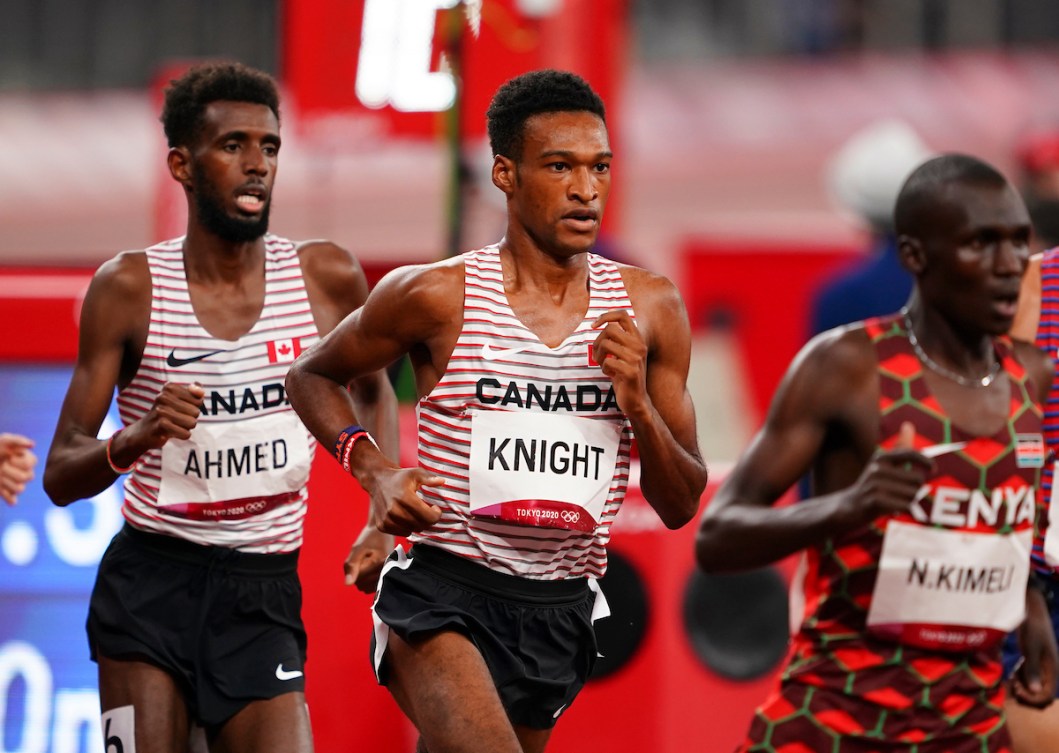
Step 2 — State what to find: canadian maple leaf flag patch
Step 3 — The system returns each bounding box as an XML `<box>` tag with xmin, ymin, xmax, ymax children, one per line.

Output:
<box><xmin>267</xmin><ymin>338</ymin><xmax>302</xmax><ymax>364</ymax></box>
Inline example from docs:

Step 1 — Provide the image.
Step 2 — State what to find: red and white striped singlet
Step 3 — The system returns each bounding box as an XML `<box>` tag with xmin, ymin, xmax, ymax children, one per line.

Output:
<box><xmin>412</xmin><ymin>245</ymin><xmax>635</xmax><ymax>579</ymax></box>
<box><xmin>1035</xmin><ymin>247</ymin><xmax>1059</xmax><ymax>572</ymax></box>
<box><xmin>116</xmin><ymin>235</ymin><xmax>319</xmax><ymax>553</ymax></box>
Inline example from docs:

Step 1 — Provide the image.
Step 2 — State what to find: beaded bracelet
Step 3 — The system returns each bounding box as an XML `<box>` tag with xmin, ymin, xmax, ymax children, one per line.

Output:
<box><xmin>106</xmin><ymin>432</ymin><xmax>136</xmax><ymax>475</ymax></box>
<box><xmin>334</xmin><ymin>424</ymin><xmax>378</xmax><ymax>475</ymax></box>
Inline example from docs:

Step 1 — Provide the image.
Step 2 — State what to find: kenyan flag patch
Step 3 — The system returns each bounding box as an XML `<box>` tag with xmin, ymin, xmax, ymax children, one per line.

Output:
<box><xmin>1016</xmin><ymin>434</ymin><xmax>1046</xmax><ymax>468</ymax></box>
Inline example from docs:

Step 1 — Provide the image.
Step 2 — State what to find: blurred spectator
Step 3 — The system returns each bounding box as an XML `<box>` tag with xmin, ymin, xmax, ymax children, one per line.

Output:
<box><xmin>1016</xmin><ymin>131</ymin><xmax>1059</xmax><ymax>252</ymax></box>
<box><xmin>810</xmin><ymin>119</ymin><xmax>932</xmax><ymax>335</ymax></box>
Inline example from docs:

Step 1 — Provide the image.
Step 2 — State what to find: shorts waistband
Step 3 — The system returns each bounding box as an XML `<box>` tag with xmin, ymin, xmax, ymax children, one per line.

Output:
<box><xmin>119</xmin><ymin>523</ymin><xmax>299</xmax><ymax>575</ymax></box>
<box><xmin>409</xmin><ymin>544</ymin><xmax>590</xmax><ymax>605</ymax></box>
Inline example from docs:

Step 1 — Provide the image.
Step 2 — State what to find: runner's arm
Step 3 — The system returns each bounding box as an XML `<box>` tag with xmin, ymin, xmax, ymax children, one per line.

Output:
<box><xmin>287</xmin><ymin>262</ymin><xmax>461</xmax><ymax>536</ymax></box>
<box><xmin>600</xmin><ymin>270</ymin><xmax>707</xmax><ymax>529</ymax></box>
<box><xmin>1010</xmin><ymin>253</ymin><xmax>1043</xmax><ymax>343</ymax></box>
<box><xmin>298</xmin><ymin>241</ymin><xmax>399</xmax><ymax>460</ymax></box>
<box><xmin>695</xmin><ymin>329</ymin><xmax>931</xmax><ymax>572</ymax></box>
<box><xmin>298</xmin><ymin>241</ymin><xmax>401</xmax><ymax>588</ymax></box>
<box><xmin>1012</xmin><ymin>582</ymin><xmax>1059</xmax><ymax>708</ymax></box>
<box><xmin>43</xmin><ymin>253</ymin><xmax>152</xmax><ymax>505</ymax></box>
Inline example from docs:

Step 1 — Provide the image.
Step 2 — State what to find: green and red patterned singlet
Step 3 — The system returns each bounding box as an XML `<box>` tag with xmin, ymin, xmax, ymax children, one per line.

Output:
<box><xmin>741</xmin><ymin>314</ymin><xmax>1045</xmax><ymax>753</ymax></box>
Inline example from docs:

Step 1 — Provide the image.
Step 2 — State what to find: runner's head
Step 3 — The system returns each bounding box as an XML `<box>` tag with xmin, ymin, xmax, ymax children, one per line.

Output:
<box><xmin>162</xmin><ymin>62</ymin><xmax>281</xmax><ymax>242</ymax></box>
<box><xmin>896</xmin><ymin>154</ymin><xmax>1030</xmax><ymax>335</ymax></box>
<box><xmin>488</xmin><ymin>71</ymin><xmax>611</xmax><ymax>258</ymax></box>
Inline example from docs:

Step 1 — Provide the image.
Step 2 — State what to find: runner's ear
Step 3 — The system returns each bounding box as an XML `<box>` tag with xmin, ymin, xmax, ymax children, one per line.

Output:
<box><xmin>897</xmin><ymin>235</ymin><xmax>926</xmax><ymax>276</ymax></box>
<box><xmin>492</xmin><ymin>154</ymin><xmax>516</xmax><ymax>196</ymax></box>
<box><xmin>168</xmin><ymin>146</ymin><xmax>192</xmax><ymax>189</ymax></box>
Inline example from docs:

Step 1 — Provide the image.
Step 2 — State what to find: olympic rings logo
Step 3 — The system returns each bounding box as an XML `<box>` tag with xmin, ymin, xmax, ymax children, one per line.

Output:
<box><xmin>560</xmin><ymin>511</ymin><xmax>580</xmax><ymax>523</ymax></box>
<box><xmin>246</xmin><ymin>500</ymin><xmax>268</xmax><ymax>514</ymax></box>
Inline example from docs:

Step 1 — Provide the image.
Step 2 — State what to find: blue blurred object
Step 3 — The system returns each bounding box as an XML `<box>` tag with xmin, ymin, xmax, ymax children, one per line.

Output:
<box><xmin>0</xmin><ymin>365</ymin><xmax>122</xmax><ymax>753</ymax></box>
<box><xmin>810</xmin><ymin>234</ymin><xmax>912</xmax><ymax>335</ymax></box>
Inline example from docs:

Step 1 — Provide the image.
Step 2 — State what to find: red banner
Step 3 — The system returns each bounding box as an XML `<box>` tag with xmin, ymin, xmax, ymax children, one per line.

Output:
<box><xmin>282</xmin><ymin>0</ymin><xmax>627</xmax><ymax>141</ymax></box>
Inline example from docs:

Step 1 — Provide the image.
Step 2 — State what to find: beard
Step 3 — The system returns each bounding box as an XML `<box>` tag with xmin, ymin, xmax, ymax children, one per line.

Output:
<box><xmin>192</xmin><ymin>171</ymin><xmax>270</xmax><ymax>243</ymax></box>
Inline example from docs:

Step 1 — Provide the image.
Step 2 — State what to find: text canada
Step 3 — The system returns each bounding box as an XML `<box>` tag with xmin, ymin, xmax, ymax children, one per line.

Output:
<box><xmin>476</xmin><ymin>379</ymin><xmax>618</xmax><ymax>412</ymax></box>
<box><xmin>200</xmin><ymin>382</ymin><xmax>287</xmax><ymax>416</ymax></box>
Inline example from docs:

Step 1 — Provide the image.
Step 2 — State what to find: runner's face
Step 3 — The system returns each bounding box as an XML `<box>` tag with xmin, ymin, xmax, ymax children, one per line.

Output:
<box><xmin>189</xmin><ymin>101</ymin><xmax>279</xmax><ymax>242</ymax></box>
<box><xmin>508</xmin><ymin>111</ymin><xmax>611</xmax><ymax>257</ymax></box>
<box><xmin>919</xmin><ymin>181</ymin><xmax>1031</xmax><ymax>335</ymax></box>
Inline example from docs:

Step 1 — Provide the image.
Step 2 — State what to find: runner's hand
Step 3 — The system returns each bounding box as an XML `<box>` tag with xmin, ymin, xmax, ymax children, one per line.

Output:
<box><xmin>134</xmin><ymin>382</ymin><xmax>205</xmax><ymax>448</ymax></box>
<box><xmin>592</xmin><ymin>311</ymin><xmax>648</xmax><ymax>416</ymax></box>
<box><xmin>370</xmin><ymin>467</ymin><xmax>444</xmax><ymax>537</ymax></box>
<box><xmin>0</xmin><ymin>434</ymin><xmax>36</xmax><ymax>506</ymax></box>
<box><xmin>1012</xmin><ymin>587</ymin><xmax>1059</xmax><ymax>708</ymax></box>
<box><xmin>108</xmin><ymin>382</ymin><xmax>205</xmax><ymax>471</ymax></box>
<box><xmin>344</xmin><ymin>524</ymin><xmax>394</xmax><ymax>593</ymax></box>
<box><xmin>844</xmin><ymin>422</ymin><xmax>932</xmax><ymax>525</ymax></box>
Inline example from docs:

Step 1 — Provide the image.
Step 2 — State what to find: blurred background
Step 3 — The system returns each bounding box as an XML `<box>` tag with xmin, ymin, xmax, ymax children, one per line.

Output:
<box><xmin>5</xmin><ymin>1</ymin><xmax>1059</xmax><ymax>751</ymax></box>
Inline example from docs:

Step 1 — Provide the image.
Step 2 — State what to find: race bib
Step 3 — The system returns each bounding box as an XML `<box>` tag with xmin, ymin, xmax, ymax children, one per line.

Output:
<box><xmin>867</xmin><ymin>520</ymin><xmax>1031</xmax><ymax>652</ymax></box>
<box><xmin>468</xmin><ymin>409</ymin><xmax>621</xmax><ymax>531</ymax></box>
<box><xmin>156</xmin><ymin>411</ymin><xmax>311</xmax><ymax>520</ymax></box>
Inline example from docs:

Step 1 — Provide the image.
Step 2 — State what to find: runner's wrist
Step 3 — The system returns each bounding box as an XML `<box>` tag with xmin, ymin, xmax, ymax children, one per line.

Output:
<box><xmin>334</xmin><ymin>424</ymin><xmax>380</xmax><ymax>478</ymax></box>
<box><xmin>830</xmin><ymin>489</ymin><xmax>873</xmax><ymax>533</ymax></box>
<box><xmin>106</xmin><ymin>430</ymin><xmax>138</xmax><ymax>475</ymax></box>
<box><xmin>620</xmin><ymin>396</ymin><xmax>654</xmax><ymax>427</ymax></box>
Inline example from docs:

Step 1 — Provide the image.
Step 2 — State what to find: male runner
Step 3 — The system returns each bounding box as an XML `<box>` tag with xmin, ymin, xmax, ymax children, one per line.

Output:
<box><xmin>696</xmin><ymin>154</ymin><xmax>1057</xmax><ymax>752</ymax></box>
<box><xmin>43</xmin><ymin>62</ymin><xmax>396</xmax><ymax>753</ymax></box>
<box><xmin>1003</xmin><ymin>244</ymin><xmax>1059</xmax><ymax>751</ymax></box>
<box><xmin>285</xmin><ymin>69</ymin><xmax>708</xmax><ymax>753</ymax></box>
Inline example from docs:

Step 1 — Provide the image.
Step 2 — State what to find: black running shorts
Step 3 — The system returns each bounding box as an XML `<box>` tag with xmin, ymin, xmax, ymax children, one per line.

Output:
<box><xmin>87</xmin><ymin>524</ymin><xmax>307</xmax><ymax>728</ymax></box>
<box><xmin>371</xmin><ymin>544</ymin><xmax>601</xmax><ymax>730</ymax></box>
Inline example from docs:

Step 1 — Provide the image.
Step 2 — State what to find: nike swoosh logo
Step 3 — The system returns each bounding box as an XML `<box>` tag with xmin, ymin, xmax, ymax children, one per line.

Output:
<box><xmin>921</xmin><ymin>441</ymin><xmax>969</xmax><ymax>458</ymax></box>
<box><xmin>166</xmin><ymin>348</ymin><xmax>226</xmax><ymax>368</ymax></box>
<box><xmin>275</xmin><ymin>663</ymin><xmax>304</xmax><ymax>681</ymax></box>
<box><xmin>481</xmin><ymin>342</ymin><xmax>542</xmax><ymax>361</ymax></box>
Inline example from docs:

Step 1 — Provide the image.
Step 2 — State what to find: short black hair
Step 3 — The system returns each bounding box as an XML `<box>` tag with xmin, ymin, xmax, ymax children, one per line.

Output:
<box><xmin>486</xmin><ymin>69</ymin><xmax>606</xmax><ymax>161</ymax></box>
<box><xmin>894</xmin><ymin>153</ymin><xmax>1009</xmax><ymax>237</ymax></box>
<box><xmin>161</xmin><ymin>61</ymin><xmax>280</xmax><ymax>148</ymax></box>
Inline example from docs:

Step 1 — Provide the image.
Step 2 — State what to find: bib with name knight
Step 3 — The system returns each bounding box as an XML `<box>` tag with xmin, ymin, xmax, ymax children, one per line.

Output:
<box><xmin>862</xmin><ymin>315</ymin><xmax>1042</xmax><ymax>652</ymax></box>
